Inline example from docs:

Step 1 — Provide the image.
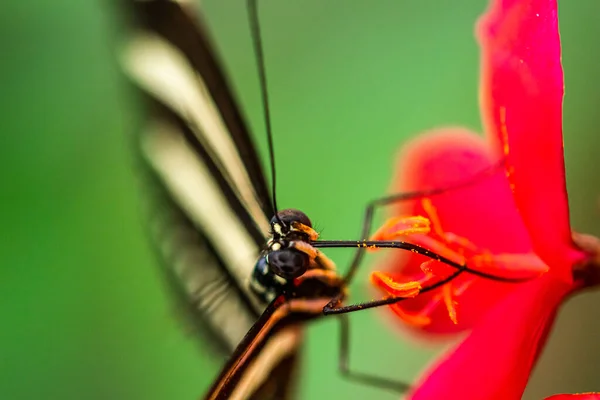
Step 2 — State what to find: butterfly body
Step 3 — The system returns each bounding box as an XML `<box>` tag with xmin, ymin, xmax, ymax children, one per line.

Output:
<box><xmin>206</xmin><ymin>208</ymin><xmax>346</xmax><ymax>399</ymax></box>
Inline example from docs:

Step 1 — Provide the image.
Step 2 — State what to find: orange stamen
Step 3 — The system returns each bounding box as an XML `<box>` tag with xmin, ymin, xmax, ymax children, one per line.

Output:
<box><xmin>419</xmin><ymin>260</ymin><xmax>437</xmax><ymax>277</ymax></box>
<box><xmin>408</xmin><ymin>235</ymin><xmax>467</xmax><ymax>266</ymax></box>
<box><xmin>499</xmin><ymin>106</ymin><xmax>510</xmax><ymax>157</ymax></box>
<box><xmin>441</xmin><ymin>232</ymin><xmax>481</xmax><ymax>255</ymax></box>
<box><xmin>421</xmin><ymin>198</ymin><xmax>445</xmax><ymax>238</ymax></box>
<box><xmin>370</xmin><ymin>271</ymin><xmax>421</xmax><ymax>298</ymax></box>
<box><xmin>470</xmin><ymin>252</ymin><xmax>549</xmax><ymax>278</ymax></box>
<box><xmin>370</xmin><ymin>215</ymin><xmax>431</xmax><ymax>241</ymax></box>
<box><xmin>453</xmin><ymin>277</ymin><xmax>475</xmax><ymax>296</ymax></box>
<box><xmin>388</xmin><ymin>303</ymin><xmax>432</xmax><ymax>327</ymax></box>
<box><xmin>442</xmin><ymin>283</ymin><xmax>458</xmax><ymax>324</ymax></box>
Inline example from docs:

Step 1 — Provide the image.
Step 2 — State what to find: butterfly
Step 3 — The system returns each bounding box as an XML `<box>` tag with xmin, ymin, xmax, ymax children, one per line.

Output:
<box><xmin>120</xmin><ymin>1</ymin><xmax>518</xmax><ymax>398</ymax></box>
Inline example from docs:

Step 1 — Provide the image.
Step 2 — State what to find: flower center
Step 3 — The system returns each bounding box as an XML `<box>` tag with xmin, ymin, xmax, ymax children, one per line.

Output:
<box><xmin>369</xmin><ymin>197</ymin><xmax>548</xmax><ymax>326</ymax></box>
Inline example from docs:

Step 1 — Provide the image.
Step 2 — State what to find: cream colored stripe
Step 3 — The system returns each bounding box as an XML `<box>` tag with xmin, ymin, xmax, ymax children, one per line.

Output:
<box><xmin>122</xmin><ymin>32</ymin><xmax>269</xmax><ymax>234</ymax></box>
<box><xmin>142</xmin><ymin>119</ymin><xmax>263</xmax><ymax>312</ymax></box>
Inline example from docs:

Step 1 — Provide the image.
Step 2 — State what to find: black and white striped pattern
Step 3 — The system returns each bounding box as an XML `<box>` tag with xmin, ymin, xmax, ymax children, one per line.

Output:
<box><xmin>120</xmin><ymin>1</ymin><xmax>301</xmax><ymax>397</ymax></box>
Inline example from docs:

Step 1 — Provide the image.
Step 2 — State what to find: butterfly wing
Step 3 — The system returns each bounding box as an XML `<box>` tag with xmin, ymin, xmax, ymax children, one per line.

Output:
<box><xmin>120</xmin><ymin>0</ymin><xmax>302</xmax><ymax>397</ymax></box>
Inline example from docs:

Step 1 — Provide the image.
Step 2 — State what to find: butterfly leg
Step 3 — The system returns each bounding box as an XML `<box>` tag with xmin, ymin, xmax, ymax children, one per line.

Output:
<box><xmin>323</xmin><ymin>176</ymin><xmax>490</xmax><ymax>391</ymax></box>
<box><xmin>342</xmin><ymin>161</ymin><xmax>502</xmax><ymax>285</ymax></box>
<box><xmin>323</xmin><ymin>165</ymin><xmax>503</xmax><ymax>391</ymax></box>
<box><xmin>343</xmin><ymin>189</ymin><xmax>440</xmax><ymax>284</ymax></box>
<box><xmin>336</xmin><ymin>313</ymin><xmax>411</xmax><ymax>393</ymax></box>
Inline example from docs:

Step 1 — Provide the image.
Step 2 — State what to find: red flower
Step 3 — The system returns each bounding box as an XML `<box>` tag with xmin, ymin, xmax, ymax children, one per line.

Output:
<box><xmin>368</xmin><ymin>0</ymin><xmax>600</xmax><ymax>398</ymax></box>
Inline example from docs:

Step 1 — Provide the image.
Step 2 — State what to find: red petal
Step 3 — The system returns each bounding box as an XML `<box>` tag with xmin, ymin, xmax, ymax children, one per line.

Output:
<box><xmin>476</xmin><ymin>0</ymin><xmax>584</xmax><ymax>272</ymax></box>
<box><xmin>378</xmin><ymin>128</ymin><xmax>537</xmax><ymax>333</ymax></box>
<box><xmin>408</xmin><ymin>273</ymin><xmax>576</xmax><ymax>400</ymax></box>
<box><xmin>545</xmin><ymin>395</ymin><xmax>600</xmax><ymax>400</ymax></box>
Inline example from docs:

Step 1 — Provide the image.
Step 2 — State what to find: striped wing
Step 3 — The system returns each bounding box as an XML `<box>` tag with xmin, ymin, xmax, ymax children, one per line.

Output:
<box><xmin>120</xmin><ymin>0</ymin><xmax>301</xmax><ymax>397</ymax></box>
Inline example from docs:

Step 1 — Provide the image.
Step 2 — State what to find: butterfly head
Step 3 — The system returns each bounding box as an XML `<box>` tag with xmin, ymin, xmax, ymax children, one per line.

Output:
<box><xmin>265</xmin><ymin>209</ymin><xmax>316</xmax><ymax>280</ymax></box>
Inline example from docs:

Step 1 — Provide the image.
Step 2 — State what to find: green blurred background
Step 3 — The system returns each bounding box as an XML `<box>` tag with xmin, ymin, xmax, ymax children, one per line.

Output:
<box><xmin>1</xmin><ymin>1</ymin><xmax>599</xmax><ymax>399</ymax></box>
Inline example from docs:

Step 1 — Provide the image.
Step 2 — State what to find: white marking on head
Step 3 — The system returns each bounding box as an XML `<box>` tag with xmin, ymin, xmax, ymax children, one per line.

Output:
<box><xmin>271</xmin><ymin>242</ymin><xmax>281</xmax><ymax>251</ymax></box>
<box><xmin>273</xmin><ymin>223</ymin><xmax>283</xmax><ymax>235</ymax></box>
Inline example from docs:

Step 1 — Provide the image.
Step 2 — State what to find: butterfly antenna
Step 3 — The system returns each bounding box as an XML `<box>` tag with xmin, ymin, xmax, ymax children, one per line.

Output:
<box><xmin>247</xmin><ymin>0</ymin><xmax>283</xmax><ymax>227</ymax></box>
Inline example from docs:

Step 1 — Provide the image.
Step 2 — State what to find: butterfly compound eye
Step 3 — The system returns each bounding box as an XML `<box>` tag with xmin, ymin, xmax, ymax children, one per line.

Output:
<box><xmin>270</xmin><ymin>209</ymin><xmax>312</xmax><ymax>232</ymax></box>
<box><xmin>268</xmin><ymin>249</ymin><xmax>309</xmax><ymax>280</ymax></box>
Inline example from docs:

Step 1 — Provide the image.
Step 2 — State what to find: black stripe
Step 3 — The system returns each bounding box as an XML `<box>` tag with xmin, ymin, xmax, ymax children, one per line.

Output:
<box><xmin>133</xmin><ymin>140</ymin><xmax>260</xmax><ymax>347</ymax></box>
<box><xmin>129</xmin><ymin>0</ymin><xmax>272</xmax><ymax>217</ymax></box>
<box><xmin>122</xmin><ymin>2</ymin><xmax>303</xmax><ymax>398</ymax></box>
<box><xmin>147</xmin><ymin>96</ymin><xmax>267</xmax><ymax>246</ymax></box>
